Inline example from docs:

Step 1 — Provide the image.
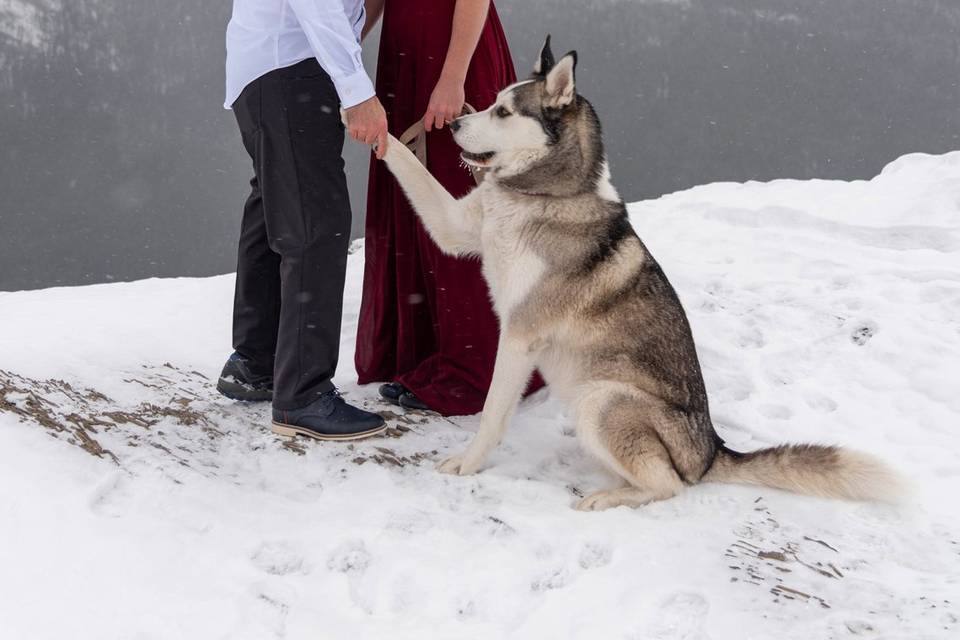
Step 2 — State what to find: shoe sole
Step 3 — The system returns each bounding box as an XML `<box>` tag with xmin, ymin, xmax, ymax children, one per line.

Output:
<box><xmin>217</xmin><ymin>378</ymin><xmax>273</xmax><ymax>402</ymax></box>
<box><xmin>379</xmin><ymin>386</ymin><xmax>429</xmax><ymax>412</ymax></box>
<box><xmin>379</xmin><ymin>394</ymin><xmax>402</xmax><ymax>407</ymax></box>
<box><xmin>271</xmin><ymin>421</ymin><xmax>387</xmax><ymax>442</ymax></box>
<box><xmin>398</xmin><ymin>395</ymin><xmax>430</xmax><ymax>412</ymax></box>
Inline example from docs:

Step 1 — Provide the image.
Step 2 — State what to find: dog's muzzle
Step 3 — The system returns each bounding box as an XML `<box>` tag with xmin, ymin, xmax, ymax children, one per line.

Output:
<box><xmin>460</xmin><ymin>150</ymin><xmax>496</xmax><ymax>167</ymax></box>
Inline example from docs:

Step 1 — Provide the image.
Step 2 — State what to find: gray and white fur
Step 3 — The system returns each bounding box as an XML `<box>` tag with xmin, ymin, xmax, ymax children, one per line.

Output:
<box><xmin>379</xmin><ymin>36</ymin><xmax>903</xmax><ymax>510</ymax></box>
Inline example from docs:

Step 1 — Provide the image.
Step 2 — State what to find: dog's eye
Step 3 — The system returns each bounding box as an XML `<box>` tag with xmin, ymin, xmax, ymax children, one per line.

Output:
<box><xmin>495</xmin><ymin>106</ymin><xmax>511</xmax><ymax>118</ymax></box>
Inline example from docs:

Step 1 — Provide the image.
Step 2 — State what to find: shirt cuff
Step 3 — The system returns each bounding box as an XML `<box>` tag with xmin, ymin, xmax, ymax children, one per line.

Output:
<box><xmin>332</xmin><ymin>68</ymin><xmax>375</xmax><ymax>109</ymax></box>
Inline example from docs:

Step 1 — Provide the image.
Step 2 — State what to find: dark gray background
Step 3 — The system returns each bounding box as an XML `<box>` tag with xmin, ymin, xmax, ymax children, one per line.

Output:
<box><xmin>1</xmin><ymin>0</ymin><xmax>958</xmax><ymax>291</ymax></box>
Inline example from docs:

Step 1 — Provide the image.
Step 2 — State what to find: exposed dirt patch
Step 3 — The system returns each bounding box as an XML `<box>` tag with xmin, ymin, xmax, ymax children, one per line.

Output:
<box><xmin>1</xmin><ymin>364</ymin><xmax>433</xmax><ymax>472</ymax></box>
<box><xmin>347</xmin><ymin>444</ymin><xmax>437</xmax><ymax>468</ymax></box>
<box><xmin>1</xmin><ymin>365</ymin><xmax>218</xmax><ymax>465</ymax></box>
<box><xmin>725</xmin><ymin>497</ymin><xmax>840</xmax><ymax>609</ymax></box>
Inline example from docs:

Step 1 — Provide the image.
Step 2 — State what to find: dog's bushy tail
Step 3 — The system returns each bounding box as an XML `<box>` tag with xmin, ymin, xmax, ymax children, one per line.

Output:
<box><xmin>701</xmin><ymin>443</ymin><xmax>905</xmax><ymax>502</ymax></box>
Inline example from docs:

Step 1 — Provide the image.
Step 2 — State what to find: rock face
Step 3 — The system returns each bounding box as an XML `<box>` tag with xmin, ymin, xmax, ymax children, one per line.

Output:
<box><xmin>1</xmin><ymin>0</ymin><xmax>246</xmax><ymax>290</ymax></box>
<box><xmin>2</xmin><ymin>0</ymin><xmax>959</xmax><ymax>290</ymax></box>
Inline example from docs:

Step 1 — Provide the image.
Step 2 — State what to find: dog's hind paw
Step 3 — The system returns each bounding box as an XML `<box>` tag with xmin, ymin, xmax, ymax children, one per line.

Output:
<box><xmin>575</xmin><ymin>487</ymin><xmax>658</xmax><ymax>511</ymax></box>
<box><xmin>575</xmin><ymin>491</ymin><xmax>615</xmax><ymax>511</ymax></box>
<box><xmin>436</xmin><ymin>452</ymin><xmax>482</xmax><ymax>476</ymax></box>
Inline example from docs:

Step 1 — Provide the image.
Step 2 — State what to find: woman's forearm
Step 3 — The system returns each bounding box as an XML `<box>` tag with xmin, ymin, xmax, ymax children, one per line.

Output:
<box><xmin>362</xmin><ymin>0</ymin><xmax>385</xmax><ymax>40</ymax></box>
<box><xmin>440</xmin><ymin>0</ymin><xmax>490</xmax><ymax>82</ymax></box>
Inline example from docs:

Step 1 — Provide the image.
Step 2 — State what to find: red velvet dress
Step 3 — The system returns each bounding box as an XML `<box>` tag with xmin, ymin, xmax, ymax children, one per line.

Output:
<box><xmin>355</xmin><ymin>1</ymin><xmax>522</xmax><ymax>416</ymax></box>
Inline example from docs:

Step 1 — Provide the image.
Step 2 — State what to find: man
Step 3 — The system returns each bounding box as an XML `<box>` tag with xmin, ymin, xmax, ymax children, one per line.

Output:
<box><xmin>217</xmin><ymin>0</ymin><xmax>389</xmax><ymax>441</ymax></box>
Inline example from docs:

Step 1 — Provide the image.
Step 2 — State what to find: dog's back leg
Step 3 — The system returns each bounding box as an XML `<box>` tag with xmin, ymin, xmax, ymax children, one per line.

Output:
<box><xmin>575</xmin><ymin>388</ymin><xmax>685</xmax><ymax>511</ymax></box>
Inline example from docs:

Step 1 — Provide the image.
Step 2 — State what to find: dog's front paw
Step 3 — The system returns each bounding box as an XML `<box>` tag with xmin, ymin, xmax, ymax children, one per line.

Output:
<box><xmin>380</xmin><ymin>133</ymin><xmax>402</xmax><ymax>161</ymax></box>
<box><xmin>436</xmin><ymin>452</ymin><xmax>482</xmax><ymax>476</ymax></box>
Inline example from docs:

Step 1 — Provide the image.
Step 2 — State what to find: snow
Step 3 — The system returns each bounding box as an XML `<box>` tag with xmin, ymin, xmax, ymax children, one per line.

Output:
<box><xmin>2</xmin><ymin>151</ymin><xmax>960</xmax><ymax>639</ymax></box>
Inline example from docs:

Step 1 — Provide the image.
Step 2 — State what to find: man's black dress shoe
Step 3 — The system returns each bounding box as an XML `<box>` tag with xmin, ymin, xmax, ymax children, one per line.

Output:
<box><xmin>216</xmin><ymin>352</ymin><xmax>273</xmax><ymax>402</ymax></box>
<box><xmin>272</xmin><ymin>389</ymin><xmax>386</xmax><ymax>441</ymax></box>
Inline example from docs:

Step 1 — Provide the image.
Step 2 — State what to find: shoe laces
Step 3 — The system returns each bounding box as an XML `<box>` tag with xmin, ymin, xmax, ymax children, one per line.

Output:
<box><xmin>323</xmin><ymin>388</ymin><xmax>344</xmax><ymax>403</ymax></box>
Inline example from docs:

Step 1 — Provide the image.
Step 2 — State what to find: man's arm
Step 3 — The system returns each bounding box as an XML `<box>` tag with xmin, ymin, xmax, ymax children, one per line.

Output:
<box><xmin>286</xmin><ymin>0</ymin><xmax>387</xmax><ymax>155</ymax></box>
<box><xmin>286</xmin><ymin>0</ymin><xmax>374</xmax><ymax>107</ymax></box>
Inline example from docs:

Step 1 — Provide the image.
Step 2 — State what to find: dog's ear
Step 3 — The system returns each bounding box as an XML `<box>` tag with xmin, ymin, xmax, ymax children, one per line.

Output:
<box><xmin>532</xmin><ymin>34</ymin><xmax>555</xmax><ymax>77</ymax></box>
<box><xmin>544</xmin><ymin>50</ymin><xmax>577</xmax><ymax>108</ymax></box>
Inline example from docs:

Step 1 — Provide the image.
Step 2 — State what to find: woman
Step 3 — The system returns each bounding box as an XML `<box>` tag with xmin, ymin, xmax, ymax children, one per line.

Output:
<box><xmin>357</xmin><ymin>0</ymin><xmax>537</xmax><ymax>415</ymax></box>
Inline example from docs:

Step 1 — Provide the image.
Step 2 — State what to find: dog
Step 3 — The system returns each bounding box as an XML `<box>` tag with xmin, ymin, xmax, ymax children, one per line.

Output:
<box><xmin>378</xmin><ymin>36</ymin><xmax>902</xmax><ymax>510</ymax></box>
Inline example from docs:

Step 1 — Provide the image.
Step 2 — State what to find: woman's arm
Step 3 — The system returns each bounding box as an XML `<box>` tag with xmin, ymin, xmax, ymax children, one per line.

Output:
<box><xmin>423</xmin><ymin>0</ymin><xmax>491</xmax><ymax>131</ymax></box>
<box><xmin>362</xmin><ymin>0</ymin><xmax>385</xmax><ymax>40</ymax></box>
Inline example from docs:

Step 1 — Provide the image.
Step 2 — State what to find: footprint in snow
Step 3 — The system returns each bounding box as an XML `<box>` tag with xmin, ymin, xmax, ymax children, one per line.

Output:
<box><xmin>531</xmin><ymin>566</ymin><xmax>570</xmax><ymax>593</ymax></box>
<box><xmin>88</xmin><ymin>471</ymin><xmax>133</xmax><ymax>518</ymax></box>
<box><xmin>850</xmin><ymin>321</ymin><xmax>877</xmax><ymax>346</ymax></box>
<box><xmin>327</xmin><ymin>540</ymin><xmax>375</xmax><ymax>613</ymax></box>
<box><xmin>804</xmin><ymin>391</ymin><xmax>838</xmax><ymax>413</ymax></box>
<box><xmin>456</xmin><ymin>598</ymin><xmax>477</xmax><ymax>620</ymax></box>
<box><xmin>737</xmin><ymin>326</ymin><xmax>765</xmax><ymax>349</ymax></box>
<box><xmin>384</xmin><ymin>509</ymin><xmax>436</xmax><ymax>535</ymax></box>
<box><xmin>758</xmin><ymin>404</ymin><xmax>792</xmax><ymax>420</ymax></box>
<box><xmin>327</xmin><ymin>539</ymin><xmax>371</xmax><ymax>574</ymax></box>
<box><xmin>648</xmin><ymin>592</ymin><xmax>710</xmax><ymax>640</ymax></box>
<box><xmin>251</xmin><ymin>541</ymin><xmax>309</xmax><ymax>576</ymax></box>
<box><xmin>578</xmin><ymin>542</ymin><xmax>612</xmax><ymax>570</ymax></box>
<box><xmin>246</xmin><ymin>583</ymin><xmax>292</xmax><ymax>639</ymax></box>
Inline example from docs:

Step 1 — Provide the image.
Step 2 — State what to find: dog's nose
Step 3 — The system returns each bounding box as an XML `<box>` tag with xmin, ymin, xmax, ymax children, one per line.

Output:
<box><xmin>449</xmin><ymin>118</ymin><xmax>461</xmax><ymax>132</ymax></box>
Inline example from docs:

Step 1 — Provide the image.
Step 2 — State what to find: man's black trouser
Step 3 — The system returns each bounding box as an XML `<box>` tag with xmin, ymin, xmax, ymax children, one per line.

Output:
<box><xmin>231</xmin><ymin>59</ymin><xmax>351</xmax><ymax>411</ymax></box>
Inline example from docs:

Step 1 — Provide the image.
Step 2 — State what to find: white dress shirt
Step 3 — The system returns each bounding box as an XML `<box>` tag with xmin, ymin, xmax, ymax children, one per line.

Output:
<box><xmin>225</xmin><ymin>0</ymin><xmax>375</xmax><ymax>110</ymax></box>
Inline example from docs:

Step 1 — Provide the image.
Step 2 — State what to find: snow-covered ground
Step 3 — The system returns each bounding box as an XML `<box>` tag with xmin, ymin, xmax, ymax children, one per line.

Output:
<box><xmin>2</xmin><ymin>152</ymin><xmax>959</xmax><ymax>639</ymax></box>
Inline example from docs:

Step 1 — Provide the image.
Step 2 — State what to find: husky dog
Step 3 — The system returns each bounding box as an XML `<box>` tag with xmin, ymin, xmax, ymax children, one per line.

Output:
<box><xmin>379</xmin><ymin>36</ymin><xmax>901</xmax><ymax>510</ymax></box>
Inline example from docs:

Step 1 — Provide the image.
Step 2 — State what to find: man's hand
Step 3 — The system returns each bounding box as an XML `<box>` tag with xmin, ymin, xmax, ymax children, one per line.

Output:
<box><xmin>423</xmin><ymin>74</ymin><xmax>465</xmax><ymax>132</ymax></box>
<box><xmin>345</xmin><ymin>96</ymin><xmax>388</xmax><ymax>159</ymax></box>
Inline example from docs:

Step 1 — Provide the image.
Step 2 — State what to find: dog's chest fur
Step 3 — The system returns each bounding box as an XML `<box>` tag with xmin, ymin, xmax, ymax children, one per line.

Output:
<box><xmin>476</xmin><ymin>184</ymin><xmax>547</xmax><ymax>321</ymax></box>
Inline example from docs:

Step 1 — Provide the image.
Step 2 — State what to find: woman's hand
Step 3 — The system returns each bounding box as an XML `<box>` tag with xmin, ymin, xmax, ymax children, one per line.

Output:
<box><xmin>423</xmin><ymin>74</ymin><xmax>465</xmax><ymax>132</ymax></box>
